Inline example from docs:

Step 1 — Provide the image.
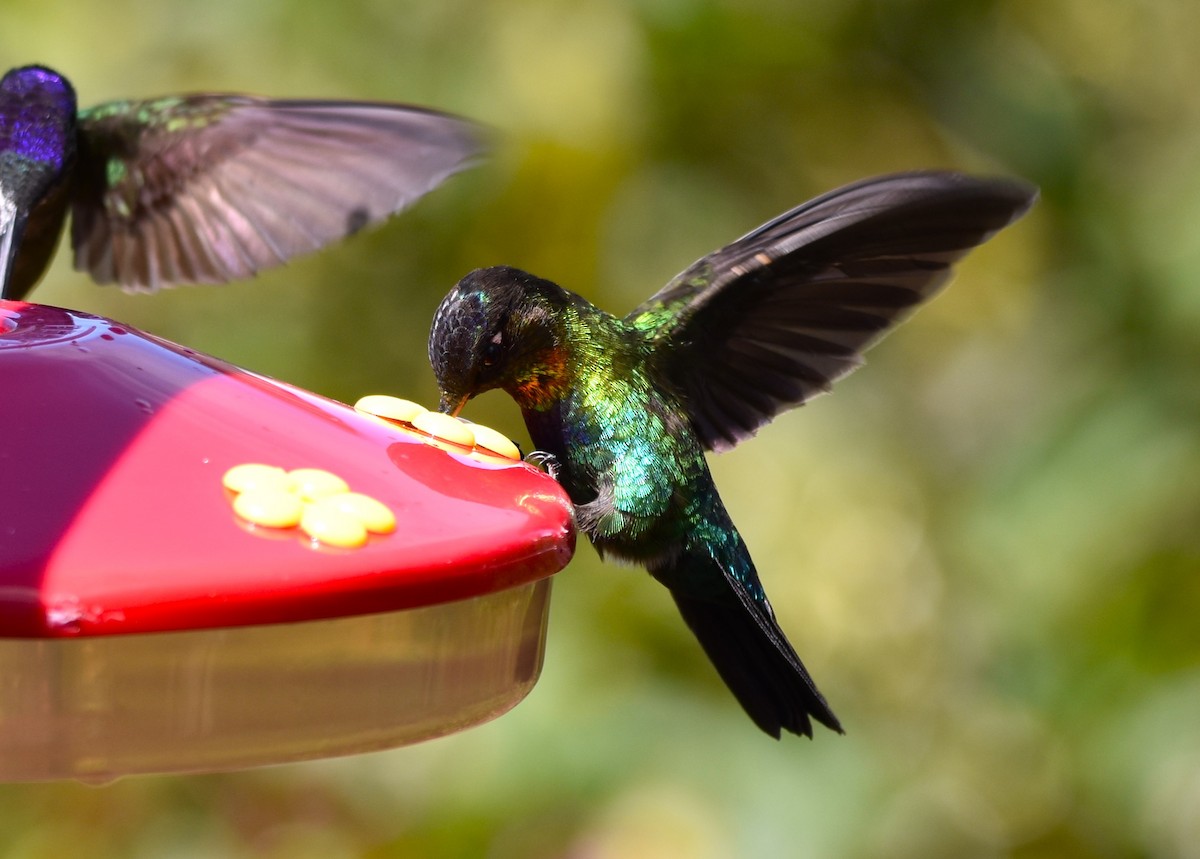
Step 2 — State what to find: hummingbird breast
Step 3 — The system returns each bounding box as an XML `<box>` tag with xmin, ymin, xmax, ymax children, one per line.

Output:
<box><xmin>520</xmin><ymin>352</ymin><xmax>710</xmax><ymax>563</ymax></box>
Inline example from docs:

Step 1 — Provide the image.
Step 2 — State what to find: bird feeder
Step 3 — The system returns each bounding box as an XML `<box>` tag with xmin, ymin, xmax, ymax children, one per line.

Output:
<box><xmin>0</xmin><ymin>300</ymin><xmax>575</xmax><ymax>782</ymax></box>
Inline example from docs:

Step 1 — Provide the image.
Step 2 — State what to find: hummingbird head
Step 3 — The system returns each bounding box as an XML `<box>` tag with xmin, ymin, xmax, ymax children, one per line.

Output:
<box><xmin>0</xmin><ymin>66</ymin><xmax>77</xmax><ymax>169</ymax></box>
<box><xmin>0</xmin><ymin>66</ymin><xmax>78</xmax><ymax>297</ymax></box>
<box><xmin>429</xmin><ymin>265</ymin><xmax>567</xmax><ymax>415</ymax></box>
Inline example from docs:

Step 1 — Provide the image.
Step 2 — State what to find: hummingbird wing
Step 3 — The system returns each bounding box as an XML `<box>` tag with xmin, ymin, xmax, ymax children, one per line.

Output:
<box><xmin>71</xmin><ymin>94</ymin><xmax>484</xmax><ymax>291</ymax></box>
<box><xmin>626</xmin><ymin>171</ymin><xmax>1037</xmax><ymax>452</ymax></box>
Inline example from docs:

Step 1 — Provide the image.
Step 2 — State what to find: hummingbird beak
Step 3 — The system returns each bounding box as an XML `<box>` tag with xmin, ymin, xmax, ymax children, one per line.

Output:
<box><xmin>439</xmin><ymin>391</ymin><xmax>470</xmax><ymax>417</ymax></box>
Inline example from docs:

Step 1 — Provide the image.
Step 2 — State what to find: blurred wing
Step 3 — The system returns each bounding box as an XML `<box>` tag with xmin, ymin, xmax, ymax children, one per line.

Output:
<box><xmin>71</xmin><ymin>94</ymin><xmax>485</xmax><ymax>291</ymax></box>
<box><xmin>627</xmin><ymin>171</ymin><xmax>1037</xmax><ymax>452</ymax></box>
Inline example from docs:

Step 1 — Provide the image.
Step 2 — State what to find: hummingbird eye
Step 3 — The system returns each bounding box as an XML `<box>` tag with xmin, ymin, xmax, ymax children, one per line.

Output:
<box><xmin>481</xmin><ymin>331</ymin><xmax>503</xmax><ymax>367</ymax></box>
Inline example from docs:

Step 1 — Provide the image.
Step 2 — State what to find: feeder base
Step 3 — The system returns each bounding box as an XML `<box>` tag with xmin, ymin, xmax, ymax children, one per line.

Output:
<box><xmin>0</xmin><ymin>580</ymin><xmax>550</xmax><ymax>782</ymax></box>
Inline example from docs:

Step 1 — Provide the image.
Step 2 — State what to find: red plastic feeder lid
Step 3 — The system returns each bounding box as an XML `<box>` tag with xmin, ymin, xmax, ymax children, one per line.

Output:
<box><xmin>0</xmin><ymin>301</ymin><xmax>576</xmax><ymax>638</ymax></box>
<box><xmin>0</xmin><ymin>301</ymin><xmax>576</xmax><ymax>781</ymax></box>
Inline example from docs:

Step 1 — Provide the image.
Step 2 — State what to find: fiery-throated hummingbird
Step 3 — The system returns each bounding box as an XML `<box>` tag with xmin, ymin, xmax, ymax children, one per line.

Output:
<box><xmin>428</xmin><ymin>171</ymin><xmax>1036</xmax><ymax>738</ymax></box>
<box><xmin>0</xmin><ymin>64</ymin><xmax>483</xmax><ymax>299</ymax></box>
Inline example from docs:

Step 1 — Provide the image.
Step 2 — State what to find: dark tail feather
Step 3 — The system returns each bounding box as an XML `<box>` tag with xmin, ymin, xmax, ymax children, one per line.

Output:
<box><xmin>670</xmin><ymin>589</ymin><xmax>843</xmax><ymax>739</ymax></box>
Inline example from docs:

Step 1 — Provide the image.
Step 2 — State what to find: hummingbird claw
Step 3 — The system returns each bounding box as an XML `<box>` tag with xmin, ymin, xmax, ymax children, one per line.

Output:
<box><xmin>524</xmin><ymin>450</ymin><xmax>560</xmax><ymax>480</ymax></box>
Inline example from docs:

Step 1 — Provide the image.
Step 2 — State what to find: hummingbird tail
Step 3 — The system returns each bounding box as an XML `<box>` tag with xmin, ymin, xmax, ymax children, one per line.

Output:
<box><xmin>669</xmin><ymin>584</ymin><xmax>843</xmax><ymax>740</ymax></box>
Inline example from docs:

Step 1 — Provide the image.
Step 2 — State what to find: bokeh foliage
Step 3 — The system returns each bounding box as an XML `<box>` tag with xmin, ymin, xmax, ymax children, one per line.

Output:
<box><xmin>3</xmin><ymin>0</ymin><xmax>1199</xmax><ymax>856</ymax></box>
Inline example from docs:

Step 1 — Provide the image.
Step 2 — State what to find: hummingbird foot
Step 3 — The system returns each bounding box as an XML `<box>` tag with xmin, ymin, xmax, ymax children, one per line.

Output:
<box><xmin>525</xmin><ymin>450</ymin><xmax>560</xmax><ymax>480</ymax></box>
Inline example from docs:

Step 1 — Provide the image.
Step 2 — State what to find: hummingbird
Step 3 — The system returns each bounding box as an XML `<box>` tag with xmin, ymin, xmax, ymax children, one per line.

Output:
<box><xmin>0</xmin><ymin>64</ymin><xmax>484</xmax><ymax>299</ymax></box>
<box><xmin>428</xmin><ymin>171</ymin><xmax>1037</xmax><ymax>739</ymax></box>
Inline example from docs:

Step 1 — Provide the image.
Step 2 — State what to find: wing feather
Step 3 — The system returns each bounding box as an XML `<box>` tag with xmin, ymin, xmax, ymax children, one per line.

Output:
<box><xmin>71</xmin><ymin>95</ymin><xmax>484</xmax><ymax>290</ymax></box>
<box><xmin>627</xmin><ymin>171</ymin><xmax>1037</xmax><ymax>451</ymax></box>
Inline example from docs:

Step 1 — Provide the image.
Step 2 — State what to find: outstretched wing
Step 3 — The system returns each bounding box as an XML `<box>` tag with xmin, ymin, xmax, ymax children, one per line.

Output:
<box><xmin>626</xmin><ymin>171</ymin><xmax>1037</xmax><ymax>452</ymax></box>
<box><xmin>72</xmin><ymin>94</ymin><xmax>484</xmax><ymax>291</ymax></box>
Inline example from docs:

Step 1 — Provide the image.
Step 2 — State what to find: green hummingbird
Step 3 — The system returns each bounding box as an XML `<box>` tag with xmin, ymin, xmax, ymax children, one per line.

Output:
<box><xmin>428</xmin><ymin>171</ymin><xmax>1037</xmax><ymax>738</ymax></box>
<box><xmin>0</xmin><ymin>64</ymin><xmax>483</xmax><ymax>299</ymax></box>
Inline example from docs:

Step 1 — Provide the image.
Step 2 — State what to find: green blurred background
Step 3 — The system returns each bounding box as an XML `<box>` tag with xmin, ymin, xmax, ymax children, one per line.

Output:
<box><xmin>3</xmin><ymin>0</ymin><xmax>1199</xmax><ymax>856</ymax></box>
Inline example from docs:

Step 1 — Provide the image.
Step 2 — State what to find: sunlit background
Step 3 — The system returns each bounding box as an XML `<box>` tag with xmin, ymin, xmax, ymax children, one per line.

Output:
<box><xmin>3</xmin><ymin>0</ymin><xmax>1199</xmax><ymax>856</ymax></box>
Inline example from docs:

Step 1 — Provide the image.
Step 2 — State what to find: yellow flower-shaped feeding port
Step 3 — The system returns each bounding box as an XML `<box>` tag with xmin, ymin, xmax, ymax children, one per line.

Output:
<box><xmin>223</xmin><ymin>464</ymin><xmax>396</xmax><ymax>549</ymax></box>
<box><xmin>353</xmin><ymin>395</ymin><xmax>522</xmax><ymax>462</ymax></box>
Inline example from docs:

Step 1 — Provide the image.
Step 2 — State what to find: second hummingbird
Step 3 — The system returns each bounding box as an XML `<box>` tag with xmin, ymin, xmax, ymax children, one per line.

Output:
<box><xmin>429</xmin><ymin>171</ymin><xmax>1037</xmax><ymax>739</ymax></box>
<box><xmin>0</xmin><ymin>65</ymin><xmax>484</xmax><ymax>299</ymax></box>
